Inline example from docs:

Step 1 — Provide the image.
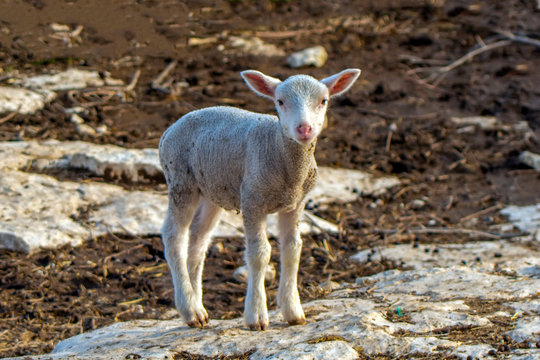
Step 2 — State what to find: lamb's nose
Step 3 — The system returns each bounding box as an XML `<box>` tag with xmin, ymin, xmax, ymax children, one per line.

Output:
<box><xmin>296</xmin><ymin>123</ymin><xmax>312</xmax><ymax>137</ymax></box>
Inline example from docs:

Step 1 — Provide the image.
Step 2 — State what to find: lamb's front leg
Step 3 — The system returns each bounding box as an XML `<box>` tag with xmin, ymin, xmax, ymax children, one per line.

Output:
<box><xmin>243</xmin><ymin>212</ymin><xmax>271</xmax><ymax>330</ymax></box>
<box><xmin>277</xmin><ymin>204</ymin><xmax>306</xmax><ymax>325</ymax></box>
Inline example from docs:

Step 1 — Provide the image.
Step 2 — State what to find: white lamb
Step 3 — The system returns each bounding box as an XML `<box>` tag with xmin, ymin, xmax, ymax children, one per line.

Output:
<box><xmin>159</xmin><ymin>68</ymin><xmax>361</xmax><ymax>330</ymax></box>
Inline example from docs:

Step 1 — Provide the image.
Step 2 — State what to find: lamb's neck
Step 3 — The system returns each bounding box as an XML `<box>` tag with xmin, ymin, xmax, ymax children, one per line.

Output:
<box><xmin>277</xmin><ymin>130</ymin><xmax>317</xmax><ymax>186</ymax></box>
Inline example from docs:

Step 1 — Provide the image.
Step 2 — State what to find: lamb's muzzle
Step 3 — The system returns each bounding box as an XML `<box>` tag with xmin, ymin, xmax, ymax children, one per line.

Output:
<box><xmin>158</xmin><ymin>68</ymin><xmax>361</xmax><ymax>330</ymax></box>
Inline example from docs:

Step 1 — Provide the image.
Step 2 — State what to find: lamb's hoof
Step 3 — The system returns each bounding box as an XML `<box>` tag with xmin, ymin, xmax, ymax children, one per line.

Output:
<box><xmin>287</xmin><ymin>317</ymin><xmax>306</xmax><ymax>326</ymax></box>
<box><xmin>247</xmin><ymin>321</ymin><xmax>268</xmax><ymax>331</ymax></box>
<box><xmin>187</xmin><ymin>318</ymin><xmax>207</xmax><ymax>328</ymax></box>
<box><xmin>185</xmin><ymin>308</ymin><xmax>209</xmax><ymax>328</ymax></box>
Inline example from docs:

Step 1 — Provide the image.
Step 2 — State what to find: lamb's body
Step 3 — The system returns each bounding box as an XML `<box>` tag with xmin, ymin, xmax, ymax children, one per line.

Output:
<box><xmin>159</xmin><ymin>69</ymin><xmax>360</xmax><ymax>330</ymax></box>
<box><xmin>160</xmin><ymin>107</ymin><xmax>317</xmax><ymax>214</ymax></box>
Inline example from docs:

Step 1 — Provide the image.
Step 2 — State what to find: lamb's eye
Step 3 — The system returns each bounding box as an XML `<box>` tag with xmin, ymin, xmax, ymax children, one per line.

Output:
<box><xmin>321</xmin><ymin>98</ymin><xmax>328</xmax><ymax>105</ymax></box>
<box><xmin>277</xmin><ymin>99</ymin><xmax>284</xmax><ymax>106</ymax></box>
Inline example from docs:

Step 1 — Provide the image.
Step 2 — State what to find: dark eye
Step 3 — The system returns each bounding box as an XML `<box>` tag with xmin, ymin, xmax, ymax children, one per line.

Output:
<box><xmin>321</xmin><ymin>98</ymin><xmax>328</xmax><ymax>105</ymax></box>
<box><xmin>277</xmin><ymin>99</ymin><xmax>284</xmax><ymax>106</ymax></box>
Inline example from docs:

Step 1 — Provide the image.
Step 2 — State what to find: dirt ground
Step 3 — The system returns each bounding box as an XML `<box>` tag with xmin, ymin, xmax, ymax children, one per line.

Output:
<box><xmin>0</xmin><ymin>0</ymin><xmax>539</xmax><ymax>357</ymax></box>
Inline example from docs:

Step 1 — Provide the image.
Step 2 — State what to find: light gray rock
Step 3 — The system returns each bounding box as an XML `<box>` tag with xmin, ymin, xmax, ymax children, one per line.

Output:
<box><xmin>507</xmin><ymin>318</ymin><xmax>540</xmax><ymax>344</ymax></box>
<box><xmin>0</xmin><ymin>69</ymin><xmax>123</xmax><ymax>116</ymax></box>
<box><xmin>228</xmin><ymin>36</ymin><xmax>285</xmax><ymax>57</ymax></box>
<box><xmin>0</xmin><ymin>140</ymin><xmax>399</xmax><ymax>198</ymax></box>
<box><xmin>501</xmin><ymin>204</ymin><xmax>540</xmax><ymax>233</ymax></box>
<box><xmin>0</xmin><ymin>86</ymin><xmax>46</xmax><ymax>114</ymax></box>
<box><xmin>0</xmin><ymin>171</ymin><xmax>110</xmax><ymax>252</ymax></box>
<box><xmin>286</xmin><ymin>46</ymin><xmax>328</xmax><ymax>68</ymax></box>
<box><xmin>0</xmin><ymin>140</ymin><xmax>400</xmax><ymax>252</ymax></box>
<box><xmin>15</xmin><ymin>266</ymin><xmax>540</xmax><ymax>360</ymax></box>
<box><xmin>520</xmin><ymin>151</ymin><xmax>540</xmax><ymax>171</ymax></box>
<box><xmin>233</xmin><ymin>263</ymin><xmax>276</xmax><ymax>283</ymax></box>
<box><xmin>75</xmin><ymin>123</ymin><xmax>97</xmax><ymax>136</ymax></box>
<box><xmin>350</xmin><ymin>240</ymin><xmax>540</xmax><ymax>277</ymax></box>
<box><xmin>18</xmin><ymin>68</ymin><xmax>123</xmax><ymax>92</ymax></box>
<box><xmin>307</xmin><ymin>166</ymin><xmax>400</xmax><ymax>206</ymax></box>
<box><xmin>353</xmin><ymin>267</ymin><xmax>539</xmax><ymax>301</ymax></box>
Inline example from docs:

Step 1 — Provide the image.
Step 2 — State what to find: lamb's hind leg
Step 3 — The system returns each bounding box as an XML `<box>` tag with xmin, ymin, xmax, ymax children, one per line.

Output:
<box><xmin>277</xmin><ymin>204</ymin><xmax>306</xmax><ymax>325</ymax></box>
<box><xmin>188</xmin><ymin>197</ymin><xmax>223</xmax><ymax>315</ymax></box>
<box><xmin>162</xmin><ymin>189</ymin><xmax>206</xmax><ymax>328</ymax></box>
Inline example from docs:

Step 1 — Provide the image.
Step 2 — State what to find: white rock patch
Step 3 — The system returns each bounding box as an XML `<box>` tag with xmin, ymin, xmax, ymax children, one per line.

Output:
<box><xmin>0</xmin><ymin>86</ymin><xmax>46</xmax><ymax>114</ymax></box>
<box><xmin>351</xmin><ymin>240</ymin><xmax>540</xmax><ymax>277</ymax></box>
<box><xmin>15</xmin><ymin>266</ymin><xmax>539</xmax><ymax>360</ymax></box>
<box><xmin>0</xmin><ymin>140</ymin><xmax>399</xmax><ymax>252</ymax></box>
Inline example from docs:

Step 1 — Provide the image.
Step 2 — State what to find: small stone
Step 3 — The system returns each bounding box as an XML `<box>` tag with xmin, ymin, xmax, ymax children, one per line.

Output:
<box><xmin>320</xmin><ymin>280</ymin><xmax>341</xmax><ymax>291</ymax></box>
<box><xmin>95</xmin><ymin>125</ymin><xmax>108</xmax><ymax>134</ymax></box>
<box><xmin>70</xmin><ymin>113</ymin><xmax>85</xmax><ymax>124</ymax></box>
<box><xmin>451</xmin><ymin>116</ymin><xmax>497</xmax><ymax>130</ymax></box>
<box><xmin>519</xmin><ymin>151</ymin><xmax>540</xmax><ymax>171</ymax></box>
<box><xmin>233</xmin><ymin>264</ymin><xmax>275</xmax><ymax>283</ymax></box>
<box><xmin>411</xmin><ymin>199</ymin><xmax>426</xmax><ymax>209</ymax></box>
<box><xmin>286</xmin><ymin>46</ymin><xmax>328</xmax><ymax>68</ymax></box>
<box><xmin>212</xmin><ymin>242</ymin><xmax>224</xmax><ymax>254</ymax></box>
<box><xmin>228</xmin><ymin>36</ymin><xmax>285</xmax><ymax>57</ymax></box>
<box><xmin>75</xmin><ymin>123</ymin><xmax>97</xmax><ymax>136</ymax></box>
<box><xmin>64</xmin><ymin>106</ymin><xmax>86</xmax><ymax>114</ymax></box>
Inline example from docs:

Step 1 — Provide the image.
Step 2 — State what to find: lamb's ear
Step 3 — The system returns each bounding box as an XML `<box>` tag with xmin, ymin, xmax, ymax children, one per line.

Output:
<box><xmin>241</xmin><ymin>70</ymin><xmax>281</xmax><ymax>100</ymax></box>
<box><xmin>321</xmin><ymin>69</ymin><xmax>361</xmax><ymax>97</ymax></box>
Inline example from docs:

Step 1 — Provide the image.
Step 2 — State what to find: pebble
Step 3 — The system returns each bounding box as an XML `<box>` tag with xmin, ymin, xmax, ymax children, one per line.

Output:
<box><xmin>233</xmin><ymin>264</ymin><xmax>275</xmax><ymax>283</ymax></box>
<box><xmin>286</xmin><ymin>46</ymin><xmax>328</xmax><ymax>68</ymax></box>
<box><xmin>75</xmin><ymin>123</ymin><xmax>97</xmax><ymax>136</ymax></box>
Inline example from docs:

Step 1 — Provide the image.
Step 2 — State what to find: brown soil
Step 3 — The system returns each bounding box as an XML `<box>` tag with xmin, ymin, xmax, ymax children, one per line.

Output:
<box><xmin>1</xmin><ymin>0</ymin><xmax>539</xmax><ymax>358</ymax></box>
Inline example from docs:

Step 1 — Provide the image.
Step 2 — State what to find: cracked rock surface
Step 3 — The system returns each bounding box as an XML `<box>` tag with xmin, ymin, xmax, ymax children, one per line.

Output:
<box><xmin>0</xmin><ymin>140</ymin><xmax>399</xmax><ymax>252</ymax></box>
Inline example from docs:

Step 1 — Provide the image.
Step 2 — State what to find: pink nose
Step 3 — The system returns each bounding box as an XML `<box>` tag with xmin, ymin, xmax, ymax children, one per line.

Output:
<box><xmin>296</xmin><ymin>123</ymin><xmax>312</xmax><ymax>138</ymax></box>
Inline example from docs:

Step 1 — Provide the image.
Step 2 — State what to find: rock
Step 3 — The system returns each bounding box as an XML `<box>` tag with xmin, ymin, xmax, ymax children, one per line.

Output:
<box><xmin>1</xmin><ymin>69</ymin><xmax>123</xmax><ymax>116</ymax></box>
<box><xmin>350</xmin><ymin>240</ymin><xmax>540</xmax><ymax>277</ymax></box>
<box><xmin>0</xmin><ymin>171</ymin><xmax>99</xmax><ymax>252</ymax></box>
<box><xmin>0</xmin><ymin>140</ymin><xmax>399</xmax><ymax>198</ymax></box>
<box><xmin>451</xmin><ymin>116</ymin><xmax>531</xmax><ymax>133</ymax></box>
<box><xmin>500</xmin><ymin>204</ymin><xmax>540</xmax><ymax>233</ymax></box>
<box><xmin>0</xmin><ymin>140</ymin><xmax>402</xmax><ymax>252</ymax></box>
<box><xmin>228</xmin><ymin>36</ymin><xmax>285</xmax><ymax>57</ymax></box>
<box><xmin>211</xmin><ymin>241</ymin><xmax>224</xmax><ymax>254</ymax></box>
<box><xmin>353</xmin><ymin>267</ymin><xmax>538</xmax><ymax>300</ymax></box>
<box><xmin>70</xmin><ymin>113</ymin><xmax>85</xmax><ymax>124</ymax></box>
<box><xmin>188</xmin><ymin>36</ymin><xmax>218</xmax><ymax>47</ymax></box>
<box><xmin>307</xmin><ymin>166</ymin><xmax>400</xmax><ymax>207</ymax></box>
<box><xmin>520</xmin><ymin>151</ymin><xmax>540</xmax><ymax>171</ymax></box>
<box><xmin>18</xmin><ymin>68</ymin><xmax>123</xmax><ymax>92</ymax></box>
<box><xmin>75</xmin><ymin>123</ymin><xmax>97</xmax><ymax>136</ymax></box>
<box><xmin>286</xmin><ymin>46</ymin><xmax>328</xmax><ymax>68</ymax></box>
<box><xmin>320</xmin><ymin>280</ymin><xmax>341</xmax><ymax>291</ymax></box>
<box><xmin>451</xmin><ymin>116</ymin><xmax>497</xmax><ymax>130</ymax></box>
<box><xmin>16</xmin><ymin>266</ymin><xmax>540</xmax><ymax>360</ymax></box>
<box><xmin>507</xmin><ymin>318</ymin><xmax>540</xmax><ymax>344</ymax></box>
<box><xmin>410</xmin><ymin>198</ymin><xmax>426</xmax><ymax>209</ymax></box>
<box><xmin>0</xmin><ymin>86</ymin><xmax>46</xmax><ymax>114</ymax></box>
<box><xmin>232</xmin><ymin>263</ymin><xmax>276</xmax><ymax>283</ymax></box>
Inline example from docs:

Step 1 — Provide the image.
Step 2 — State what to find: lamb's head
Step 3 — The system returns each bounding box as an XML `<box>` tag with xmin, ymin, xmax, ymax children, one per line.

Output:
<box><xmin>241</xmin><ymin>69</ymin><xmax>361</xmax><ymax>145</ymax></box>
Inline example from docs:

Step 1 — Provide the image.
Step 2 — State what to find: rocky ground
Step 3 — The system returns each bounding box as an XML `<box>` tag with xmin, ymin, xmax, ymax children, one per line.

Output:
<box><xmin>0</xmin><ymin>0</ymin><xmax>539</xmax><ymax>359</ymax></box>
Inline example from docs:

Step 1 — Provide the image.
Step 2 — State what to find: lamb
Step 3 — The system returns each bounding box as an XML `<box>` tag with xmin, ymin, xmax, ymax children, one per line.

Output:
<box><xmin>159</xmin><ymin>68</ymin><xmax>361</xmax><ymax>330</ymax></box>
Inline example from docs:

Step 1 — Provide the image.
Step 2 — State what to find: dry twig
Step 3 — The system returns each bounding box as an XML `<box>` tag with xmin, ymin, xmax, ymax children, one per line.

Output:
<box><xmin>0</xmin><ymin>111</ymin><xmax>17</xmax><ymax>124</ymax></box>
<box><xmin>375</xmin><ymin>227</ymin><xmax>525</xmax><ymax>240</ymax></box>
<box><xmin>407</xmin><ymin>31</ymin><xmax>540</xmax><ymax>86</ymax></box>
<box><xmin>151</xmin><ymin>60</ymin><xmax>178</xmax><ymax>94</ymax></box>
